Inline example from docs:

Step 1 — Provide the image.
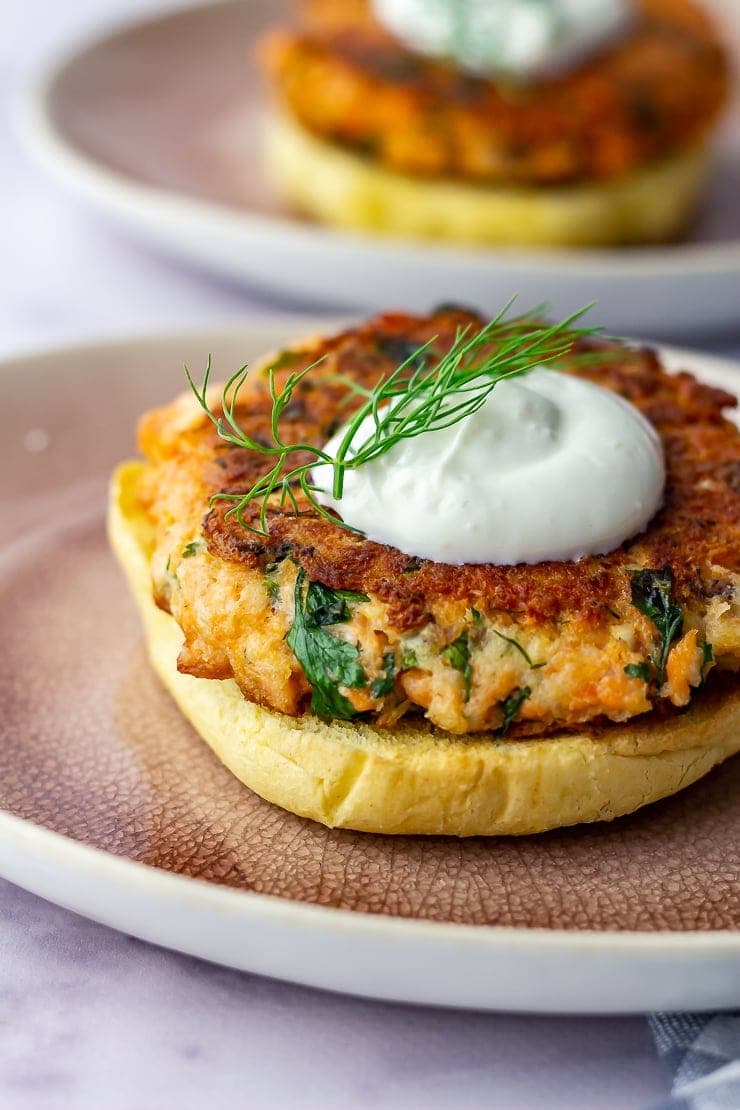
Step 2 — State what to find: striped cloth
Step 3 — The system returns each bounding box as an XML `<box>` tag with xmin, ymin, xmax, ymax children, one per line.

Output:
<box><xmin>649</xmin><ymin>1014</ymin><xmax>740</xmax><ymax>1109</ymax></box>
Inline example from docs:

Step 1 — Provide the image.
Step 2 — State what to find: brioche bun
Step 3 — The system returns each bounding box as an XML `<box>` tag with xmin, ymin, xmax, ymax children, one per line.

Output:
<box><xmin>265</xmin><ymin>112</ymin><xmax>710</xmax><ymax>248</ymax></box>
<box><xmin>109</xmin><ymin>462</ymin><xmax>740</xmax><ymax>836</ymax></box>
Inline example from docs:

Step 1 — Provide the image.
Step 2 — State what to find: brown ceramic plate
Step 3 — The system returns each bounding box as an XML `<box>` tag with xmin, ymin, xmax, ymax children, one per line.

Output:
<box><xmin>17</xmin><ymin>0</ymin><xmax>740</xmax><ymax>336</ymax></box>
<box><xmin>1</xmin><ymin>319</ymin><xmax>739</xmax><ymax>1014</ymax></box>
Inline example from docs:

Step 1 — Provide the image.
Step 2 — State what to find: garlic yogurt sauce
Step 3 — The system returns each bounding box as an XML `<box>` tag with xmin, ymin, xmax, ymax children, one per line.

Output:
<box><xmin>313</xmin><ymin>368</ymin><xmax>665</xmax><ymax>566</ymax></box>
<box><xmin>371</xmin><ymin>0</ymin><xmax>632</xmax><ymax>80</ymax></box>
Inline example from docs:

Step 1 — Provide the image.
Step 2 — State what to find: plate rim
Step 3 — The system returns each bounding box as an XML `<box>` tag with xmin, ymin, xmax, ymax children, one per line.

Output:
<box><xmin>14</xmin><ymin>0</ymin><xmax>740</xmax><ymax>283</ymax></box>
<box><xmin>1</xmin><ymin>806</ymin><xmax>739</xmax><ymax>954</ymax></box>
<box><xmin>0</xmin><ymin>318</ymin><xmax>739</xmax><ymax>963</ymax></box>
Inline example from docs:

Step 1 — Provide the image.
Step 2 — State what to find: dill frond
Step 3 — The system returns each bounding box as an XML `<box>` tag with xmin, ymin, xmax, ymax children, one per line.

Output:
<box><xmin>186</xmin><ymin>300</ymin><xmax>599</xmax><ymax>537</ymax></box>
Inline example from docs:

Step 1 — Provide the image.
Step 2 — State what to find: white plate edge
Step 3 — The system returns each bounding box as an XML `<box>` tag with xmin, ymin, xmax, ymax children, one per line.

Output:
<box><xmin>1</xmin><ymin>808</ymin><xmax>738</xmax><ymax>957</ymax></box>
<box><xmin>0</xmin><ymin>320</ymin><xmax>738</xmax><ymax>967</ymax></box>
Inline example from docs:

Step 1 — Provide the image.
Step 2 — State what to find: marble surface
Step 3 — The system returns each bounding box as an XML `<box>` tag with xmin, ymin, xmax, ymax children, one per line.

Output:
<box><xmin>0</xmin><ymin>880</ymin><xmax>671</xmax><ymax>1110</ymax></box>
<box><xmin>1</xmin><ymin>3</ymin><xmax>738</xmax><ymax>1108</ymax></box>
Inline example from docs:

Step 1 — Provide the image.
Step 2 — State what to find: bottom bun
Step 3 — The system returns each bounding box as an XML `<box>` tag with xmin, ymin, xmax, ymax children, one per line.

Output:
<box><xmin>109</xmin><ymin>462</ymin><xmax>740</xmax><ymax>837</ymax></box>
<box><xmin>264</xmin><ymin>112</ymin><xmax>710</xmax><ymax>247</ymax></box>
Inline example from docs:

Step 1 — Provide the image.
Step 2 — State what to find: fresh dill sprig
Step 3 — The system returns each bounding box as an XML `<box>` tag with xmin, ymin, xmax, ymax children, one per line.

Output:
<box><xmin>185</xmin><ymin>300</ymin><xmax>598</xmax><ymax>538</ymax></box>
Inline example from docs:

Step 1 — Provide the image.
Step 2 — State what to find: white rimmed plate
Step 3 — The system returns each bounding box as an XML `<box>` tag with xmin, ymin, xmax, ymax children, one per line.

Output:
<box><xmin>0</xmin><ymin>318</ymin><xmax>738</xmax><ymax>1014</ymax></box>
<box><xmin>16</xmin><ymin>0</ymin><xmax>740</xmax><ymax>338</ymax></box>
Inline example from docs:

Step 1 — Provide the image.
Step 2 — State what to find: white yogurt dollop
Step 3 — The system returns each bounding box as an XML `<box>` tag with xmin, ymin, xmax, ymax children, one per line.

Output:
<box><xmin>372</xmin><ymin>0</ymin><xmax>632</xmax><ymax>79</ymax></box>
<box><xmin>313</xmin><ymin>368</ymin><xmax>665</xmax><ymax>566</ymax></box>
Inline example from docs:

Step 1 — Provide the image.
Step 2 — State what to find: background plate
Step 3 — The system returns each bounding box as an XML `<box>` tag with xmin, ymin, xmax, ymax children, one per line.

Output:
<box><xmin>16</xmin><ymin>0</ymin><xmax>740</xmax><ymax>337</ymax></box>
<box><xmin>0</xmin><ymin>319</ymin><xmax>739</xmax><ymax>1015</ymax></box>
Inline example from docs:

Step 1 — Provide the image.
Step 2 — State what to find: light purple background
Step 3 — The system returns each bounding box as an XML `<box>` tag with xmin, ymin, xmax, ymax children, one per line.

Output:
<box><xmin>2</xmin><ymin>3</ymin><xmax>738</xmax><ymax>1107</ymax></box>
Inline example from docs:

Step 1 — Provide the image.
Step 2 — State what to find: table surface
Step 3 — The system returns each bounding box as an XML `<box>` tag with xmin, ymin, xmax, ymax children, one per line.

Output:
<box><xmin>2</xmin><ymin>3</ymin><xmax>738</xmax><ymax>1108</ymax></box>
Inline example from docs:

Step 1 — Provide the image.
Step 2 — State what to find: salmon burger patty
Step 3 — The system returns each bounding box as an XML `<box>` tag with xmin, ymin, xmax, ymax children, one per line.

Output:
<box><xmin>133</xmin><ymin>307</ymin><xmax>740</xmax><ymax>739</ymax></box>
<box><xmin>259</xmin><ymin>0</ymin><xmax>729</xmax><ymax>186</ymax></box>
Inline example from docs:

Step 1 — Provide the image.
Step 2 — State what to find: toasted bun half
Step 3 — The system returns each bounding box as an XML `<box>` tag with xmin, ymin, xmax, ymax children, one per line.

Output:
<box><xmin>265</xmin><ymin>112</ymin><xmax>710</xmax><ymax>247</ymax></box>
<box><xmin>109</xmin><ymin>462</ymin><xmax>740</xmax><ymax>837</ymax></box>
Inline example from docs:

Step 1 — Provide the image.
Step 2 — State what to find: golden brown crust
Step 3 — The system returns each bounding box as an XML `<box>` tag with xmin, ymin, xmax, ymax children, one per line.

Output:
<box><xmin>135</xmin><ymin>308</ymin><xmax>740</xmax><ymax>736</ymax></box>
<box><xmin>142</xmin><ymin>307</ymin><xmax>739</xmax><ymax>624</ymax></box>
<box><xmin>259</xmin><ymin>0</ymin><xmax>729</xmax><ymax>186</ymax></box>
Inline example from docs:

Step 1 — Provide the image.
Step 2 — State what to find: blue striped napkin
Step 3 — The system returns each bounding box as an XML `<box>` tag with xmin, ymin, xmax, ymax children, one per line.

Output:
<box><xmin>649</xmin><ymin>1013</ymin><xmax>740</xmax><ymax>1109</ymax></box>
